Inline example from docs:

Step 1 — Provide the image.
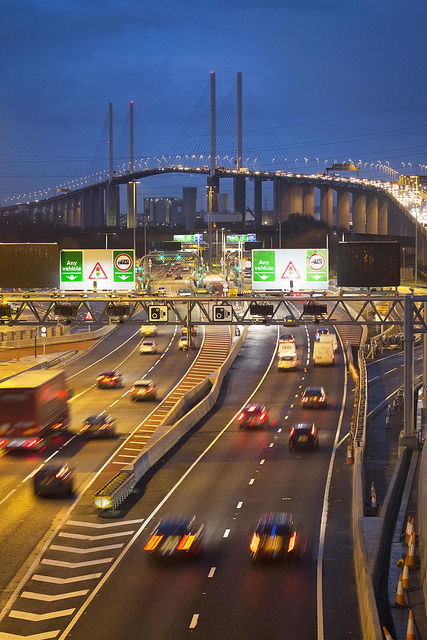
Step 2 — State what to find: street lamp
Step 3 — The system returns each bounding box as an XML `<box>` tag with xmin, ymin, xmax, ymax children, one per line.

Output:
<box><xmin>131</xmin><ymin>181</ymin><xmax>140</xmax><ymax>274</ymax></box>
<box><xmin>104</xmin><ymin>232</ymin><xmax>116</xmax><ymax>249</ymax></box>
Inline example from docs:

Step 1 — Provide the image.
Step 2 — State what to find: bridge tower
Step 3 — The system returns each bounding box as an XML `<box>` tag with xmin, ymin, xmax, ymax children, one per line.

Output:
<box><xmin>233</xmin><ymin>71</ymin><xmax>246</xmax><ymax>224</ymax></box>
<box><xmin>106</xmin><ymin>101</ymin><xmax>119</xmax><ymax>227</ymax></box>
<box><xmin>126</xmin><ymin>100</ymin><xmax>137</xmax><ymax>230</ymax></box>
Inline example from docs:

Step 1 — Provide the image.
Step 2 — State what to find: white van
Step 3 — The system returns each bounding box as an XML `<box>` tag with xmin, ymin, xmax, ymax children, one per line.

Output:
<box><xmin>319</xmin><ymin>333</ymin><xmax>338</xmax><ymax>352</ymax></box>
<box><xmin>278</xmin><ymin>343</ymin><xmax>298</xmax><ymax>370</ymax></box>
<box><xmin>313</xmin><ymin>340</ymin><xmax>334</xmax><ymax>366</ymax></box>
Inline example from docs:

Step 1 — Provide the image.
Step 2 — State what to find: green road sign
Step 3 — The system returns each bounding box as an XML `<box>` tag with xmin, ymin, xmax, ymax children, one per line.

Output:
<box><xmin>253</xmin><ymin>250</ymin><xmax>275</xmax><ymax>282</ymax></box>
<box><xmin>60</xmin><ymin>250</ymin><xmax>83</xmax><ymax>282</ymax></box>
<box><xmin>306</xmin><ymin>250</ymin><xmax>328</xmax><ymax>282</ymax></box>
<box><xmin>113</xmin><ymin>250</ymin><xmax>135</xmax><ymax>282</ymax></box>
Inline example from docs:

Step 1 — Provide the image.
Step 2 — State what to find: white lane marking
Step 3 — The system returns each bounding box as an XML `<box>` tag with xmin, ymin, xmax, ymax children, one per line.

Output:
<box><xmin>32</xmin><ymin>574</ymin><xmax>101</xmax><ymax>585</ymax></box>
<box><xmin>208</xmin><ymin>567</ymin><xmax>216</xmax><ymax>578</ymax></box>
<box><xmin>249</xmin><ymin>478</ymin><xmax>255</xmax><ymax>485</ymax></box>
<box><xmin>54</xmin><ymin>327</ymin><xmax>276</xmax><ymax>640</ymax></box>
<box><xmin>336</xmin><ymin>432</ymin><xmax>351</xmax><ymax>448</ymax></box>
<box><xmin>284</xmin><ymin>415</ymin><xmax>289</xmax><ymax>420</ymax></box>
<box><xmin>385</xmin><ymin>367</ymin><xmax>398</xmax><ymax>374</ymax></box>
<box><xmin>58</xmin><ymin>531</ymin><xmax>133</xmax><ymax>541</ymax></box>
<box><xmin>67</xmin><ymin>519</ymin><xmax>143</xmax><ymax>529</ymax></box>
<box><xmin>269</xmin><ymin>443</ymin><xmax>274</xmax><ymax>448</ymax></box>
<box><xmin>317</xmin><ymin>331</ymin><xmax>348</xmax><ymax>640</ymax></box>
<box><xmin>23</xmin><ymin>464</ymin><xmax>44</xmax><ymax>483</ymax></box>
<box><xmin>50</xmin><ymin>544</ymin><xmax>124</xmax><ymax>554</ymax></box>
<box><xmin>0</xmin><ymin>489</ymin><xmax>17</xmax><ymax>507</ymax></box>
<box><xmin>367</xmin><ymin>387</ymin><xmax>401</xmax><ymax>418</ymax></box>
<box><xmin>44</xmin><ymin>450</ymin><xmax>60</xmax><ymax>463</ymax></box>
<box><xmin>0</xmin><ymin>632</ymin><xmax>60</xmax><ymax>639</ymax></box>
<box><xmin>223</xmin><ymin>529</ymin><xmax>231</xmax><ymax>538</ymax></box>
<box><xmin>277</xmin><ymin>428</ymin><xmax>282</xmax><ymax>433</ymax></box>
<box><xmin>21</xmin><ymin>590</ymin><xmax>88</xmax><ymax>602</ymax></box>
<box><xmin>189</xmin><ymin>614</ymin><xmax>199</xmax><ymax>629</ymax></box>
<box><xmin>41</xmin><ymin>559</ymin><xmax>113</xmax><ymax>568</ymax></box>
<box><xmin>9</xmin><ymin>610</ymin><xmax>75</xmax><ymax>622</ymax></box>
<box><xmin>236</xmin><ymin>501</ymin><xmax>243</xmax><ymax>509</ymax></box>
<box><xmin>260</xmin><ymin>459</ymin><xmax>265</xmax><ymax>465</ymax></box>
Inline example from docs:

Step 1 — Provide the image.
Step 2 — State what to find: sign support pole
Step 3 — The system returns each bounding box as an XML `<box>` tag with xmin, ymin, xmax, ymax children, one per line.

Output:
<box><xmin>404</xmin><ymin>293</ymin><xmax>414</xmax><ymax>436</ymax></box>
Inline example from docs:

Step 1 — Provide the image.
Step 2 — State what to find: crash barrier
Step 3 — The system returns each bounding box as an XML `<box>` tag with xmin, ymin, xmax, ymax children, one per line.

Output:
<box><xmin>354</xmin><ymin>345</ymin><xmax>368</xmax><ymax>449</ymax></box>
<box><xmin>95</xmin><ymin>326</ymin><xmax>249</xmax><ymax>511</ymax></box>
<box><xmin>0</xmin><ymin>324</ymin><xmax>114</xmax><ymax>349</ymax></box>
<box><xmin>161</xmin><ymin>377</ymin><xmax>212</xmax><ymax>427</ymax></box>
<box><xmin>94</xmin><ymin>470</ymin><xmax>135</xmax><ymax>511</ymax></box>
<box><xmin>419</xmin><ymin>408</ymin><xmax>427</xmax><ymax>618</ymax></box>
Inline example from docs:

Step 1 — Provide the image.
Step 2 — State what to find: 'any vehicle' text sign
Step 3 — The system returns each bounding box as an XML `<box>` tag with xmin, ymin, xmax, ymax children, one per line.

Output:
<box><xmin>60</xmin><ymin>249</ymin><xmax>135</xmax><ymax>290</ymax></box>
<box><xmin>252</xmin><ymin>249</ymin><xmax>328</xmax><ymax>291</ymax></box>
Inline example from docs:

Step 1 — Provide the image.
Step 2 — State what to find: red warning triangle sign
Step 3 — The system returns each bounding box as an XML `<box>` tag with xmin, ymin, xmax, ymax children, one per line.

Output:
<box><xmin>88</xmin><ymin>262</ymin><xmax>108</xmax><ymax>279</ymax></box>
<box><xmin>85</xmin><ymin>311</ymin><xmax>93</xmax><ymax>320</ymax></box>
<box><xmin>281</xmin><ymin>261</ymin><xmax>300</xmax><ymax>279</ymax></box>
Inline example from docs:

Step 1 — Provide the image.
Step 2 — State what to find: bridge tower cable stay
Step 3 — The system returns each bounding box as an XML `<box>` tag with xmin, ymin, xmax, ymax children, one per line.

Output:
<box><xmin>127</xmin><ymin>100</ymin><xmax>136</xmax><ymax>230</ymax></box>
<box><xmin>234</xmin><ymin>71</ymin><xmax>246</xmax><ymax>225</ymax></box>
<box><xmin>207</xmin><ymin>71</ymin><xmax>218</xmax><ymax>268</ymax></box>
<box><xmin>106</xmin><ymin>101</ymin><xmax>119</xmax><ymax>227</ymax></box>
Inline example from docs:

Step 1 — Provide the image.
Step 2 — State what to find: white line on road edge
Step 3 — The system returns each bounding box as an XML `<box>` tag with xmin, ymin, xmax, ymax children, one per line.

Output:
<box><xmin>189</xmin><ymin>614</ymin><xmax>199</xmax><ymax>629</ymax></box>
<box><xmin>316</xmin><ymin>332</ymin><xmax>348</xmax><ymax>640</ymax></box>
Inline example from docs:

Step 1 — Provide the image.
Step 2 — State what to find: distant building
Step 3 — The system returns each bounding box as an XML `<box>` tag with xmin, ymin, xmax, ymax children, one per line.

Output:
<box><xmin>144</xmin><ymin>197</ymin><xmax>183</xmax><ymax>224</ymax></box>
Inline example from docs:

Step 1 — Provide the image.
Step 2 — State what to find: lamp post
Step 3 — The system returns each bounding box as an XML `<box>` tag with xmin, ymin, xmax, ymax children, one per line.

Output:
<box><xmin>131</xmin><ymin>181</ymin><xmax>140</xmax><ymax>272</ymax></box>
<box><xmin>414</xmin><ymin>176</ymin><xmax>419</xmax><ymax>285</ymax></box>
<box><xmin>104</xmin><ymin>232</ymin><xmax>116</xmax><ymax>249</ymax></box>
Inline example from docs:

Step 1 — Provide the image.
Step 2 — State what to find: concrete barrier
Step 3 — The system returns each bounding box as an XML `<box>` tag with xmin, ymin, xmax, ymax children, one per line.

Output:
<box><xmin>418</xmin><ymin>411</ymin><xmax>427</xmax><ymax>618</ymax></box>
<box><xmin>0</xmin><ymin>325</ymin><xmax>114</xmax><ymax>349</ymax></box>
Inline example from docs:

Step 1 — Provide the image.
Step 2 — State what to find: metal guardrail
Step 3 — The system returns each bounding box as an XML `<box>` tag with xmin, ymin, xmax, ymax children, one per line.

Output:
<box><xmin>354</xmin><ymin>346</ymin><xmax>368</xmax><ymax>448</ymax></box>
<box><xmin>94</xmin><ymin>470</ymin><xmax>135</xmax><ymax>511</ymax></box>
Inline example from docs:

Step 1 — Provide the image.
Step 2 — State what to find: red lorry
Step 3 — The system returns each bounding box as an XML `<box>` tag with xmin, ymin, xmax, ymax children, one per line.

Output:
<box><xmin>0</xmin><ymin>369</ymin><xmax>69</xmax><ymax>450</ymax></box>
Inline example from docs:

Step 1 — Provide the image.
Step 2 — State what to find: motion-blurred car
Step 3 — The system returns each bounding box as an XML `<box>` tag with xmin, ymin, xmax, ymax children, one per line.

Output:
<box><xmin>140</xmin><ymin>324</ymin><xmax>158</xmax><ymax>336</ymax></box>
<box><xmin>288</xmin><ymin>422</ymin><xmax>319</xmax><ymax>450</ymax></box>
<box><xmin>33</xmin><ymin>463</ymin><xmax>74</xmax><ymax>498</ymax></box>
<box><xmin>144</xmin><ymin>515</ymin><xmax>204</xmax><ymax>559</ymax></box>
<box><xmin>140</xmin><ymin>339</ymin><xmax>157</xmax><ymax>354</ymax></box>
<box><xmin>166</xmin><ymin>271</ymin><xmax>173</xmax><ymax>278</ymax></box>
<box><xmin>130</xmin><ymin>379</ymin><xmax>157</xmax><ymax>401</ymax></box>
<box><xmin>237</xmin><ymin>403</ymin><xmax>273</xmax><ymax>429</ymax></box>
<box><xmin>80</xmin><ymin>412</ymin><xmax>116</xmax><ymax>439</ymax></box>
<box><xmin>315</xmin><ymin>327</ymin><xmax>330</xmax><ymax>342</ymax></box>
<box><xmin>278</xmin><ymin>333</ymin><xmax>295</xmax><ymax>344</ymax></box>
<box><xmin>301</xmin><ymin>386</ymin><xmax>327</xmax><ymax>408</ymax></box>
<box><xmin>181</xmin><ymin>325</ymin><xmax>197</xmax><ymax>336</ymax></box>
<box><xmin>249</xmin><ymin>512</ymin><xmax>300</xmax><ymax>563</ymax></box>
<box><xmin>97</xmin><ymin>370</ymin><xmax>123</xmax><ymax>389</ymax></box>
<box><xmin>174</xmin><ymin>272</ymin><xmax>183</xmax><ymax>280</ymax></box>
<box><xmin>178</xmin><ymin>335</ymin><xmax>194</xmax><ymax>350</ymax></box>
<box><xmin>177</xmin><ymin>288</ymin><xmax>192</xmax><ymax>297</ymax></box>
<box><xmin>156</xmin><ymin>287</ymin><xmax>167</xmax><ymax>296</ymax></box>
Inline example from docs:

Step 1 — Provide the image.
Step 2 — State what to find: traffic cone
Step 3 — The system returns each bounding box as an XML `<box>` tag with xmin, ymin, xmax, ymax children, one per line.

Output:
<box><xmin>404</xmin><ymin>516</ymin><xmax>412</xmax><ymax>544</ymax></box>
<box><xmin>382</xmin><ymin>627</ymin><xmax>393</xmax><ymax>640</ymax></box>
<box><xmin>371</xmin><ymin>484</ymin><xmax>377</xmax><ymax>510</ymax></box>
<box><xmin>385</xmin><ymin>413</ymin><xmax>390</xmax><ymax>428</ymax></box>
<box><xmin>402</xmin><ymin>557</ymin><xmax>411</xmax><ymax>590</ymax></box>
<box><xmin>406</xmin><ymin>540</ymin><xmax>415</xmax><ymax>568</ymax></box>
<box><xmin>346</xmin><ymin>444</ymin><xmax>354</xmax><ymax>464</ymax></box>
<box><xmin>406</xmin><ymin>609</ymin><xmax>416</xmax><ymax>640</ymax></box>
<box><xmin>395</xmin><ymin>573</ymin><xmax>406</xmax><ymax>607</ymax></box>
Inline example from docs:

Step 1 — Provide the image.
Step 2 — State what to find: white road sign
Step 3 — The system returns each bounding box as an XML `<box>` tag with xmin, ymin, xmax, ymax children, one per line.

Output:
<box><xmin>60</xmin><ymin>249</ymin><xmax>135</xmax><ymax>291</ymax></box>
<box><xmin>252</xmin><ymin>249</ymin><xmax>328</xmax><ymax>291</ymax></box>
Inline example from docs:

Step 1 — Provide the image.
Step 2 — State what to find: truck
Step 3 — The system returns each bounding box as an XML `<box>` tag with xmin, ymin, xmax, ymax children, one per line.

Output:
<box><xmin>277</xmin><ymin>342</ymin><xmax>298</xmax><ymax>370</ymax></box>
<box><xmin>0</xmin><ymin>370</ymin><xmax>69</xmax><ymax>450</ymax></box>
<box><xmin>313</xmin><ymin>341</ymin><xmax>334</xmax><ymax>366</ymax></box>
<box><xmin>319</xmin><ymin>333</ymin><xmax>338</xmax><ymax>352</ymax></box>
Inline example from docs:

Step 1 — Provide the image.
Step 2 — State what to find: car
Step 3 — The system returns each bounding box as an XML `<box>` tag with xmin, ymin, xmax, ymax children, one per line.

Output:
<box><xmin>315</xmin><ymin>327</ymin><xmax>330</xmax><ymax>342</ymax></box>
<box><xmin>181</xmin><ymin>325</ymin><xmax>197</xmax><ymax>336</ymax></box>
<box><xmin>174</xmin><ymin>272</ymin><xmax>183</xmax><ymax>280</ymax></box>
<box><xmin>283</xmin><ymin>314</ymin><xmax>296</xmax><ymax>325</ymax></box>
<box><xmin>278</xmin><ymin>333</ymin><xmax>295</xmax><ymax>344</ymax></box>
<box><xmin>80</xmin><ymin>412</ymin><xmax>116</xmax><ymax>439</ymax></box>
<box><xmin>166</xmin><ymin>271</ymin><xmax>172</xmax><ymax>278</ymax></box>
<box><xmin>97</xmin><ymin>370</ymin><xmax>123</xmax><ymax>389</ymax></box>
<box><xmin>156</xmin><ymin>287</ymin><xmax>167</xmax><ymax>296</ymax></box>
<box><xmin>236</xmin><ymin>403</ymin><xmax>273</xmax><ymax>429</ymax></box>
<box><xmin>177</xmin><ymin>288</ymin><xmax>192</xmax><ymax>297</ymax></box>
<box><xmin>33</xmin><ymin>463</ymin><xmax>74</xmax><ymax>498</ymax></box>
<box><xmin>144</xmin><ymin>515</ymin><xmax>204</xmax><ymax>559</ymax></box>
<box><xmin>301</xmin><ymin>386</ymin><xmax>327</xmax><ymax>408</ymax></box>
<box><xmin>140</xmin><ymin>324</ymin><xmax>158</xmax><ymax>336</ymax></box>
<box><xmin>130</xmin><ymin>379</ymin><xmax>157</xmax><ymax>401</ymax></box>
<box><xmin>140</xmin><ymin>339</ymin><xmax>157</xmax><ymax>354</ymax></box>
<box><xmin>249</xmin><ymin>512</ymin><xmax>301</xmax><ymax>562</ymax></box>
<box><xmin>288</xmin><ymin>422</ymin><xmax>319</xmax><ymax>450</ymax></box>
<box><xmin>178</xmin><ymin>335</ymin><xmax>194</xmax><ymax>351</ymax></box>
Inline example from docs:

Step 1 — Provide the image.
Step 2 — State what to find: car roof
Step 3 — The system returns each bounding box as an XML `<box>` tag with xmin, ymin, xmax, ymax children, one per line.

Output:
<box><xmin>155</xmin><ymin>515</ymin><xmax>196</xmax><ymax>534</ymax></box>
<box><xmin>292</xmin><ymin>422</ymin><xmax>315</xmax><ymax>430</ymax></box>
<box><xmin>142</xmin><ymin>339</ymin><xmax>155</xmax><ymax>344</ymax></box>
<box><xmin>316</xmin><ymin>327</ymin><xmax>329</xmax><ymax>333</ymax></box>
<box><xmin>134</xmin><ymin>379</ymin><xmax>155</xmax><ymax>386</ymax></box>
<box><xmin>256</xmin><ymin>512</ymin><xmax>293</xmax><ymax>529</ymax></box>
<box><xmin>304</xmin><ymin>386</ymin><xmax>324</xmax><ymax>394</ymax></box>
<box><xmin>100</xmin><ymin>370</ymin><xmax>118</xmax><ymax>375</ymax></box>
<box><xmin>243</xmin><ymin>403</ymin><xmax>264</xmax><ymax>411</ymax></box>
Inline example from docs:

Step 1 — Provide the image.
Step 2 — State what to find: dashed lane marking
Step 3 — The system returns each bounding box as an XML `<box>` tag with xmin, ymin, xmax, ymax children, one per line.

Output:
<box><xmin>189</xmin><ymin>614</ymin><xmax>199</xmax><ymax>629</ymax></box>
<box><xmin>249</xmin><ymin>478</ymin><xmax>255</xmax><ymax>485</ymax></box>
<box><xmin>223</xmin><ymin>529</ymin><xmax>231</xmax><ymax>538</ymax></box>
<box><xmin>236</xmin><ymin>501</ymin><xmax>243</xmax><ymax>509</ymax></box>
<box><xmin>208</xmin><ymin>567</ymin><xmax>216</xmax><ymax>578</ymax></box>
<box><xmin>260</xmin><ymin>459</ymin><xmax>265</xmax><ymax>465</ymax></box>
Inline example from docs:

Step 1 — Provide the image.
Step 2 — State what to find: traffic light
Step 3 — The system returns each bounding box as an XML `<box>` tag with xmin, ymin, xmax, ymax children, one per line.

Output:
<box><xmin>235</xmin><ymin>264</ymin><xmax>240</xmax><ymax>272</ymax></box>
<box><xmin>176</xmin><ymin>254</ymin><xmax>182</xmax><ymax>261</ymax></box>
<box><xmin>159</xmin><ymin>254</ymin><xmax>165</xmax><ymax>262</ymax></box>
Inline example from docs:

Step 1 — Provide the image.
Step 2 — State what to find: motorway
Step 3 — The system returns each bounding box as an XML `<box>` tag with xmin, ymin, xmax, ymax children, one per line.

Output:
<box><xmin>0</xmin><ymin>305</ymin><xmax>362</xmax><ymax>639</ymax></box>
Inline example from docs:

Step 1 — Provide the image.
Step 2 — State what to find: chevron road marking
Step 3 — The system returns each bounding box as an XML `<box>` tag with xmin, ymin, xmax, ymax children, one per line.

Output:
<box><xmin>0</xmin><ymin>632</ymin><xmax>60</xmax><ymax>639</ymax></box>
<box><xmin>50</xmin><ymin>544</ymin><xmax>124</xmax><ymax>554</ymax></box>
<box><xmin>21</xmin><ymin>591</ymin><xmax>89</xmax><ymax>602</ymax></box>
<box><xmin>9</xmin><ymin>609</ymin><xmax>75</xmax><ymax>621</ymax></box>
<box><xmin>41</xmin><ymin>558</ymin><xmax>112</xmax><ymax>568</ymax></box>
<box><xmin>66</xmin><ymin>519</ymin><xmax>143</xmax><ymax>528</ymax></box>
<box><xmin>32</xmin><ymin>574</ymin><xmax>102</xmax><ymax>585</ymax></box>
<box><xmin>58</xmin><ymin>531</ymin><xmax>133</xmax><ymax>541</ymax></box>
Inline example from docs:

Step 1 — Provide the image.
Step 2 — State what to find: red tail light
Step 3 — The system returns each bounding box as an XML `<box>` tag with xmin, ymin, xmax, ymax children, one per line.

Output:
<box><xmin>288</xmin><ymin>532</ymin><xmax>297</xmax><ymax>552</ymax></box>
<box><xmin>319</xmin><ymin>397</ymin><xmax>325</xmax><ymax>402</ymax></box>
<box><xmin>177</xmin><ymin>534</ymin><xmax>195</xmax><ymax>551</ymax></box>
<box><xmin>311</xmin><ymin>425</ymin><xmax>316</xmax><ymax>435</ymax></box>
<box><xmin>250</xmin><ymin>534</ymin><xmax>260</xmax><ymax>553</ymax></box>
<box><xmin>290</xmin><ymin>427</ymin><xmax>295</xmax><ymax>437</ymax></box>
<box><xmin>26</xmin><ymin>438</ymin><xmax>40</xmax><ymax>449</ymax></box>
<box><xmin>0</xmin><ymin>439</ymin><xmax>7</xmax><ymax>447</ymax></box>
<box><xmin>81</xmin><ymin>424</ymin><xmax>90</xmax><ymax>431</ymax></box>
<box><xmin>237</xmin><ymin>413</ymin><xmax>244</xmax><ymax>421</ymax></box>
<box><xmin>259</xmin><ymin>412</ymin><xmax>266</xmax><ymax>421</ymax></box>
<box><xmin>302</xmin><ymin>397</ymin><xmax>308</xmax><ymax>403</ymax></box>
<box><xmin>100</xmin><ymin>424</ymin><xmax>108</xmax><ymax>430</ymax></box>
<box><xmin>144</xmin><ymin>535</ymin><xmax>163</xmax><ymax>551</ymax></box>
<box><xmin>55</xmin><ymin>465</ymin><xmax>68</xmax><ymax>478</ymax></box>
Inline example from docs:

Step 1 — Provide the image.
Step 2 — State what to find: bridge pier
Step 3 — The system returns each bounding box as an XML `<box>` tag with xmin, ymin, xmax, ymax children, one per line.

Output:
<box><xmin>127</xmin><ymin>183</ymin><xmax>136</xmax><ymax>230</ymax></box>
<box><xmin>337</xmin><ymin>190</ymin><xmax>350</xmax><ymax>231</ymax></box>
<box><xmin>352</xmin><ymin>193</ymin><xmax>366</xmax><ymax>233</ymax></box>
<box><xmin>233</xmin><ymin>176</ymin><xmax>246</xmax><ymax>224</ymax></box>
<box><xmin>183</xmin><ymin>187</ymin><xmax>197</xmax><ymax>229</ymax></box>
<box><xmin>207</xmin><ymin>175</ymin><xmax>219</xmax><ymax>212</ymax></box>
<box><xmin>90</xmin><ymin>185</ymin><xmax>104</xmax><ymax>227</ymax></box>
<box><xmin>320</xmin><ymin>186</ymin><xmax>333</xmax><ymax>227</ymax></box>
<box><xmin>106</xmin><ymin>183</ymin><xmax>120</xmax><ymax>227</ymax></box>
<box><xmin>366</xmin><ymin>195</ymin><xmax>378</xmax><ymax>234</ymax></box>
<box><xmin>274</xmin><ymin>179</ymin><xmax>288</xmax><ymax>222</ymax></box>
<box><xmin>378</xmin><ymin>199</ymin><xmax>388</xmax><ymax>235</ymax></box>
<box><xmin>289</xmin><ymin>184</ymin><xmax>303</xmax><ymax>215</ymax></box>
<box><xmin>303</xmin><ymin>184</ymin><xmax>314</xmax><ymax>216</ymax></box>
<box><xmin>254</xmin><ymin>178</ymin><xmax>262</xmax><ymax>228</ymax></box>
<box><xmin>81</xmin><ymin>189</ymin><xmax>91</xmax><ymax>228</ymax></box>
